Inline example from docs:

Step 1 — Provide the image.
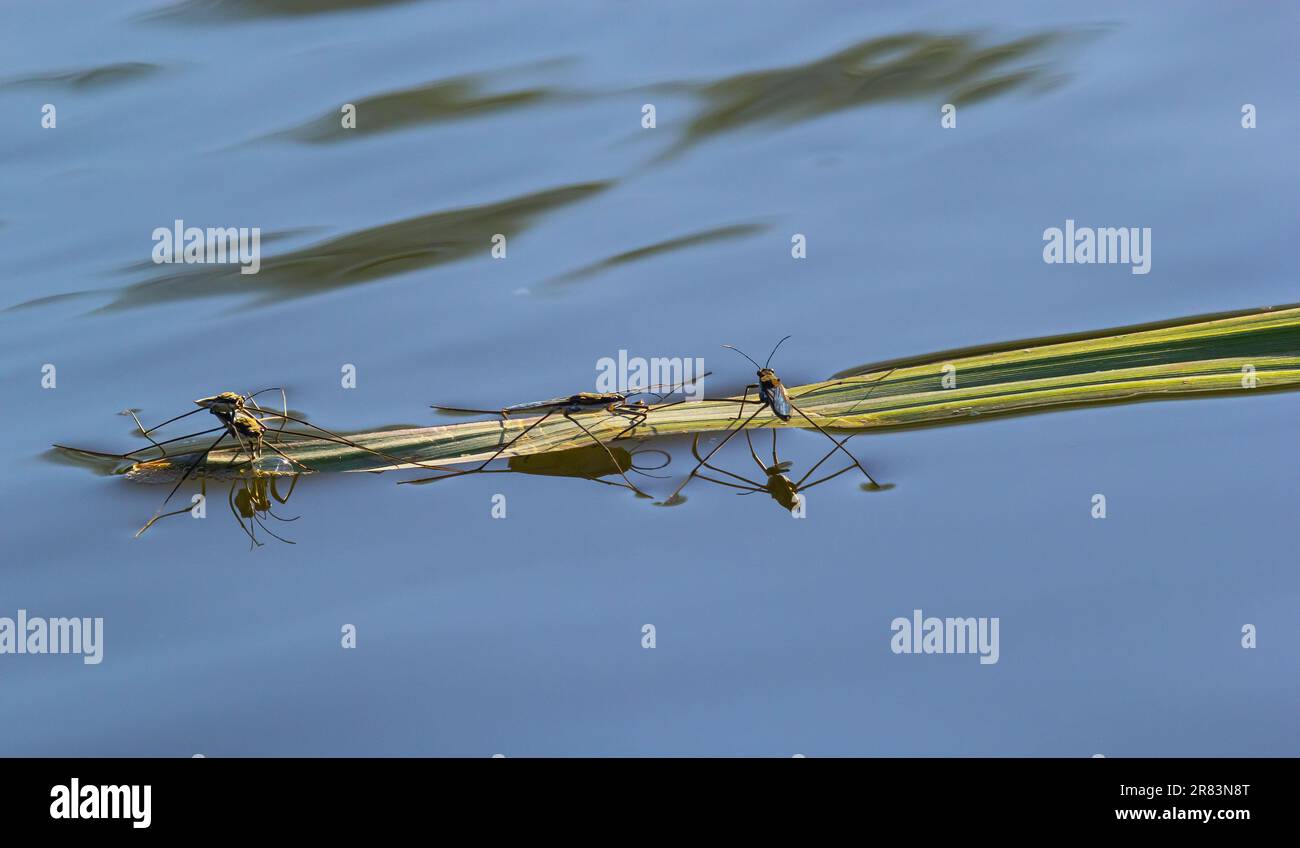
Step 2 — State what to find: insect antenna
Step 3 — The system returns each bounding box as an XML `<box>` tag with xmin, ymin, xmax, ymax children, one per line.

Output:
<box><xmin>244</xmin><ymin>387</ymin><xmax>288</xmax><ymax>404</ymax></box>
<box><xmin>133</xmin><ymin>386</ymin><xmax>282</xmax><ymax>440</ymax></box>
<box><xmin>721</xmin><ymin>344</ymin><xmax>763</xmax><ymax>370</ymax></box>
<box><xmin>764</xmin><ymin>335</ymin><xmax>792</xmax><ymax>369</ymax></box>
<box><xmin>244</xmin><ymin>387</ymin><xmax>291</xmax><ymax>441</ymax></box>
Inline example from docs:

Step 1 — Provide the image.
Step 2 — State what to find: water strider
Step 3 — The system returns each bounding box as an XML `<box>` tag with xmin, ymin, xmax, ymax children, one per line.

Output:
<box><xmin>128</xmin><ymin>388</ymin><xmax>438</xmax><ymax>538</ymax></box>
<box><xmin>402</xmin><ymin>374</ymin><xmax>709</xmax><ymax>496</ymax></box>
<box><xmin>128</xmin><ymin>388</ymin><xmax>422</xmax><ymax>470</ymax></box>
<box><xmin>131</xmin><ymin>390</ymin><xmax>314</xmax><ymax>537</ymax></box>
<box><xmin>661</xmin><ymin>338</ymin><xmax>891</xmax><ymax>505</ymax></box>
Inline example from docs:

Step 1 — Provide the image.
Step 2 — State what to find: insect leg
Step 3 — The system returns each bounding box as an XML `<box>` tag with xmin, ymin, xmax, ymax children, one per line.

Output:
<box><xmin>793</xmin><ymin>432</ymin><xmax>857</xmax><ymax>488</ymax></box>
<box><xmin>126</xmin><ymin>410</ymin><xmax>171</xmax><ymax>457</ymax></box>
<box><xmin>158</xmin><ymin>431</ymin><xmax>230</xmax><ymax>504</ymax></box>
<box><xmin>695</xmin><ymin>473</ymin><xmax>764</xmax><ymax>493</ymax></box>
<box><xmin>271</xmin><ymin>474</ymin><xmax>299</xmax><ymax>505</ymax></box>
<box><xmin>786</xmin><ymin>399</ymin><xmax>881</xmax><ymax>488</ymax></box>
<box><xmin>255</xmin><ymin>408</ymin><xmax>446</xmax><ymax>471</ymax></box>
<box><xmin>743</xmin><ymin>429</ymin><xmax>766</xmax><ymax>473</ymax></box>
<box><xmin>267</xmin><ymin>475</ymin><xmax>302</xmax><ymax>522</ymax></box>
<box><xmin>135</xmin><ymin>405</ymin><xmax>208</xmax><ymax>437</ymax></box>
<box><xmin>122</xmin><ymin>425</ymin><xmax>227</xmax><ymax>458</ymax></box>
<box><xmin>244</xmin><ymin>389</ymin><xmax>290</xmax><ymax>442</ymax></box>
<box><xmin>735</xmin><ymin>385</ymin><xmax>755</xmax><ymax>421</ymax></box>
<box><xmin>562</xmin><ymin>411</ymin><xmax>650</xmax><ymax>497</ymax></box>
<box><xmin>797</xmin><ymin>463</ymin><xmax>859</xmax><ymax>490</ymax></box>
<box><xmin>133</xmin><ymin>503</ymin><xmax>200</xmax><ymax>538</ymax></box>
<box><xmin>400</xmin><ymin>408</ymin><xmax>560</xmax><ymax>485</ymax></box>
<box><xmin>613</xmin><ymin>410</ymin><xmax>648</xmax><ymax>440</ymax></box>
<box><xmin>229</xmin><ymin>480</ymin><xmax>261</xmax><ymax>550</ymax></box>
<box><xmin>251</xmin><ymin>510</ymin><xmax>295</xmax><ymax>546</ymax></box>
<box><xmin>691</xmin><ymin>433</ymin><xmax>765</xmax><ymax>488</ymax></box>
<box><xmin>788</xmin><ymin>369</ymin><xmax>896</xmax><ymax>488</ymax></box>
<box><xmin>661</xmin><ymin>405</ymin><xmax>766</xmax><ymax>504</ymax></box>
<box><xmin>135</xmin><ymin>430</ymin><xmax>232</xmax><ymax>538</ymax></box>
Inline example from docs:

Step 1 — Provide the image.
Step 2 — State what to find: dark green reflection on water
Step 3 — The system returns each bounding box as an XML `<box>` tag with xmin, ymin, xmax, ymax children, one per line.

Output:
<box><xmin>4</xmin><ymin>62</ymin><xmax>160</xmax><ymax>90</ymax></box>
<box><xmin>94</xmin><ymin>182</ymin><xmax>609</xmax><ymax>311</ymax></box>
<box><xmin>506</xmin><ymin>443</ymin><xmax>668</xmax><ymax>479</ymax></box>
<box><xmin>9</xmin><ymin>26</ymin><xmax>1088</xmax><ymax>312</ymax></box>
<box><xmin>661</xmin><ymin>30</ymin><xmax>1069</xmax><ymax>158</ymax></box>
<box><xmin>545</xmin><ymin>223</ymin><xmax>768</xmax><ymax>289</ymax></box>
<box><xmin>287</xmin><ymin>75</ymin><xmax>555</xmax><ymax>144</ymax></box>
<box><xmin>148</xmin><ymin>0</ymin><xmax>422</xmax><ymax>21</ymax></box>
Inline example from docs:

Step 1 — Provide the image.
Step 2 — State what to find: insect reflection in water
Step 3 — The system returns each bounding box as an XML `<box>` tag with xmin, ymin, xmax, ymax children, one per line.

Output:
<box><xmin>227</xmin><ymin>470</ymin><xmax>301</xmax><ymax>550</ymax></box>
<box><xmin>661</xmin><ymin>338</ymin><xmax>893</xmax><ymax>505</ymax></box>
<box><xmin>686</xmin><ymin>427</ymin><xmax>894</xmax><ymax>513</ymax></box>
<box><xmin>407</xmin><ymin>375</ymin><xmax>705</xmax><ymax>497</ymax></box>
<box><xmin>127</xmin><ymin>388</ymin><xmax>438</xmax><ymax>538</ymax></box>
<box><xmin>404</xmin><ymin>442</ymin><xmax>671</xmax><ymax>493</ymax></box>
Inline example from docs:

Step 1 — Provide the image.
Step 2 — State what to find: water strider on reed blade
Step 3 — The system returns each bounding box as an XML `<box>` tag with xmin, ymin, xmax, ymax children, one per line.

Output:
<box><xmin>402</xmin><ymin>373</ymin><xmax>710</xmax><ymax>497</ymax></box>
<box><xmin>59</xmin><ymin>387</ymin><xmax>445</xmax><ymax>537</ymax></box>
<box><xmin>50</xmin><ymin>305</ymin><xmax>1300</xmax><ymax>490</ymax></box>
<box><xmin>659</xmin><ymin>337</ymin><xmax>888</xmax><ymax>506</ymax></box>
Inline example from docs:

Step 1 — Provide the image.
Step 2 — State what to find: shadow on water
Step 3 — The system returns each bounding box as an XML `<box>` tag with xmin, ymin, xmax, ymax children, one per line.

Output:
<box><xmin>656</xmin><ymin>29</ymin><xmax>1078</xmax><ymax>159</ymax></box>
